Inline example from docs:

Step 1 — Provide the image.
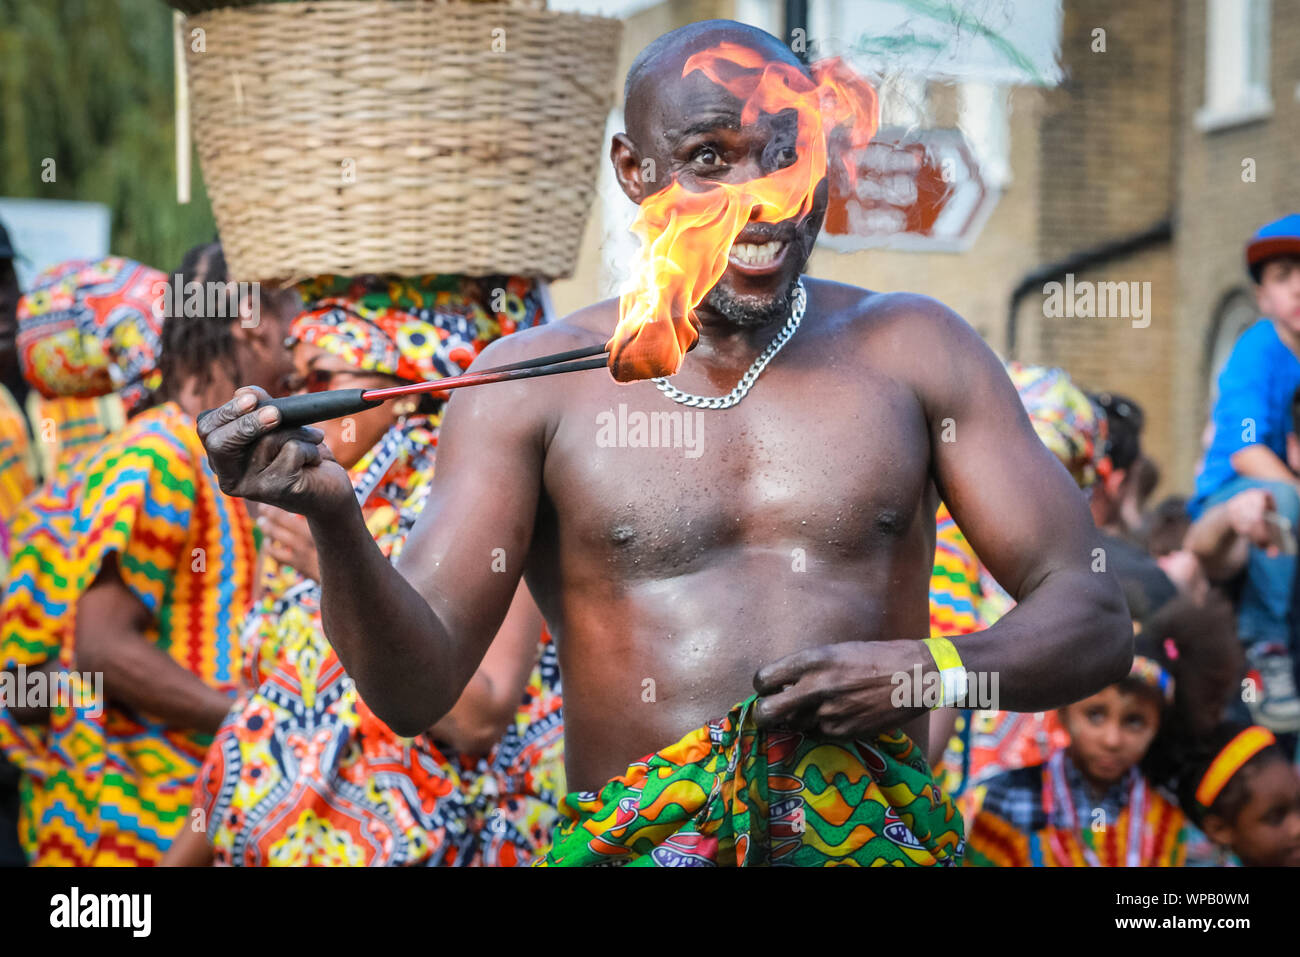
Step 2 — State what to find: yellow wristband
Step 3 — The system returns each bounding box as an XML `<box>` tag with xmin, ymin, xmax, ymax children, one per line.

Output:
<box><xmin>922</xmin><ymin>636</ymin><xmax>968</xmax><ymax>709</ymax></box>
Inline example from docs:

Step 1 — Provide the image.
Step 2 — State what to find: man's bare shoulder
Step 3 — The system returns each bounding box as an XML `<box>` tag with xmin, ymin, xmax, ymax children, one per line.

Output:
<box><xmin>810</xmin><ymin>280</ymin><xmax>985</xmax><ymax>362</ymax></box>
<box><xmin>467</xmin><ymin>297</ymin><xmax>618</xmax><ymax>369</ymax></box>
<box><xmin>809</xmin><ymin>280</ymin><xmax>968</xmax><ymax>336</ymax></box>
<box><xmin>806</xmin><ymin>278</ymin><xmax>1005</xmax><ymax>416</ymax></box>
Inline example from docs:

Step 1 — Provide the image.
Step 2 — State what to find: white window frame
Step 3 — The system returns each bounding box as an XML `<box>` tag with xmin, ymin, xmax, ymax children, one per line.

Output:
<box><xmin>959</xmin><ymin>81</ymin><xmax>1011</xmax><ymax>189</ymax></box>
<box><xmin>1196</xmin><ymin>0</ymin><xmax>1273</xmax><ymax>132</ymax></box>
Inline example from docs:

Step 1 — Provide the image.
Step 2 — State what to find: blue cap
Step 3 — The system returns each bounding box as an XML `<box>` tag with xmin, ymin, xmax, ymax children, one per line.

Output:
<box><xmin>1246</xmin><ymin>214</ymin><xmax>1300</xmax><ymax>282</ymax></box>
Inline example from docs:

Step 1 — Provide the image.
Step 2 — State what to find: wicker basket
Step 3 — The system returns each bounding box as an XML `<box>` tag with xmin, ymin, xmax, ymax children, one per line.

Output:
<box><xmin>167</xmin><ymin>0</ymin><xmax>547</xmax><ymax>21</ymax></box>
<box><xmin>182</xmin><ymin>0</ymin><xmax>620</xmax><ymax>282</ymax></box>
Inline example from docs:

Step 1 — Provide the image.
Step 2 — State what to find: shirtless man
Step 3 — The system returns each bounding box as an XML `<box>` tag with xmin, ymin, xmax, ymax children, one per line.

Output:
<box><xmin>199</xmin><ymin>21</ymin><xmax>1130</xmax><ymax>865</ymax></box>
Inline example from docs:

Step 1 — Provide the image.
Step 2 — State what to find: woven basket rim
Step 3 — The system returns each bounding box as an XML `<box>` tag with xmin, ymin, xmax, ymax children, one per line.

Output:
<box><xmin>166</xmin><ymin>0</ymin><xmax>573</xmax><ymax>14</ymax></box>
<box><xmin>182</xmin><ymin>0</ymin><xmax>622</xmax><ymax>282</ymax></box>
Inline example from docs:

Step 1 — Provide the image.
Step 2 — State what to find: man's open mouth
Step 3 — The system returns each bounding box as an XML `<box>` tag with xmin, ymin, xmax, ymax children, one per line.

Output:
<box><xmin>727</xmin><ymin>239</ymin><xmax>788</xmax><ymax>272</ymax></box>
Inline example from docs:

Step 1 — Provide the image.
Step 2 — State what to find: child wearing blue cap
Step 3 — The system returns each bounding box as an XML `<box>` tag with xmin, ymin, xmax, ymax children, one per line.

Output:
<box><xmin>1191</xmin><ymin>214</ymin><xmax>1300</xmax><ymax>734</ymax></box>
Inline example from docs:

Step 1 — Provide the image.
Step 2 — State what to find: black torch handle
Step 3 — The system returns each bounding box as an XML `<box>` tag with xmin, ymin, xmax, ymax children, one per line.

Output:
<box><xmin>200</xmin><ymin>388</ymin><xmax>381</xmax><ymax>430</ymax></box>
<box><xmin>264</xmin><ymin>389</ymin><xmax>382</xmax><ymax>428</ymax></box>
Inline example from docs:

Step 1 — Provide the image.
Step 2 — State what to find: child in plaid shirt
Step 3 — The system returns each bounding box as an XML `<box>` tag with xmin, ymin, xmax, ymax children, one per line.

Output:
<box><xmin>963</xmin><ymin>629</ymin><xmax>1187</xmax><ymax>867</ymax></box>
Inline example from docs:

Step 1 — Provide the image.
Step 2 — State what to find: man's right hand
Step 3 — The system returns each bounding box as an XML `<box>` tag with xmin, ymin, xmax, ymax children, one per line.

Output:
<box><xmin>197</xmin><ymin>386</ymin><xmax>353</xmax><ymax>517</ymax></box>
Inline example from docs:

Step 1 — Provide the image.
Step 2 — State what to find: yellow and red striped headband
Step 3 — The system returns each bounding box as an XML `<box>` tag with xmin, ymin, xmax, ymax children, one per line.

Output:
<box><xmin>1195</xmin><ymin>726</ymin><xmax>1277</xmax><ymax>810</ymax></box>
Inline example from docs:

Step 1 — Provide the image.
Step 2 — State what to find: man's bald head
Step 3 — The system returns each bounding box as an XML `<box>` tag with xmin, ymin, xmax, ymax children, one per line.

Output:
<box><xmin>623</xmin><ymin>20</ymin><xmax>808</xmax><ymax>118</ymax></box>
<box><xmin>611</xmin><ymin>20</ymin><xmax>826</xmax><ymax>331</ymax></box>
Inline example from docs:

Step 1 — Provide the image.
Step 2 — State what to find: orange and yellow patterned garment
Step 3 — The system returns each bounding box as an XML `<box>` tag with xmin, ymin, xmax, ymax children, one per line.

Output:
<box><xmin>0</xmin><ymin>385</ymin><xmax>36</xmax><ymax>561</ymax></box>
<box><xmin>963</xmin><ymin>748</ymin><xmax>1186</xmax><ymax>867</ymax></box>
<box><xmin>0</xmin><ymin>390</ymin><xmax>125</xmax><ymax>576</ymax></box>
<box><xmin>1</xmin><ymin>255</ymin><xmax>159</xmax><ymax>575</ymax></box>
<box><xmin>0</xmin><ymin>401</ymin><xmax>255</xmax><ymax>865</ymax></box>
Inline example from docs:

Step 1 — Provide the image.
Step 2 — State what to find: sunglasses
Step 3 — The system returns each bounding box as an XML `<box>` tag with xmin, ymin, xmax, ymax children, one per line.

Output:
<box><xmin>283</xmin><ymin>365</ymin><xmax>408</xmax><ymax>397</ymax></box>
<box><xmin>283</xmin><ymin>368</ymin><xmax>349</xmax><ymax>394</ymax></box>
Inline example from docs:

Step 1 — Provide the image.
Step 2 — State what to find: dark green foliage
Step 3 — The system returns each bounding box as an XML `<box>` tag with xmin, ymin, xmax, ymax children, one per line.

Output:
<box><xmin>0</xmin><ymin>0</ymin><xmax>217</xmax><ymax>274</ymax></box>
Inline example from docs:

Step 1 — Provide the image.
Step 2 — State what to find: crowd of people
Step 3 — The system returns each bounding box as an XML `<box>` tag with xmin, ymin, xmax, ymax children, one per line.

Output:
<box><xmin>927</xmin><ymin>215</ymin><xmax>1300</xmax><ymax>867</ymax></box>
<box><xmin>1</xmin><ymin>19</ymin><xmax>1299</xmax><ymax>869</ymax></box>
<box><xmin>0</xmin><ymin>235</ymin><xmax>563</xmax><ymax>866</ymax></box>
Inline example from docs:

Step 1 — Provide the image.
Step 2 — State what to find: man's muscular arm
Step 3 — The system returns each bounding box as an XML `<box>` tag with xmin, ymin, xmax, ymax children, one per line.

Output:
<box><xmin>755</xmin><ymin>294</ymin><xmax>1129</xmax><ymax>735</ymax></box>
<box><xmin>918</xmin><ymin>300</ymin><xmax>1131</xmax><ymax>710</ymax></box>
<box><xmin>199</xmin><ymin>334</ymin><xmax>554</xmax><ymax>736</ymax></box>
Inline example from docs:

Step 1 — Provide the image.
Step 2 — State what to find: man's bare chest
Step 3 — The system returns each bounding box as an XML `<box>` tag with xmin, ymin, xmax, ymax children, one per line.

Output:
<box><xmin>540</xmin><ymin>365</ymin><xmax>934</xmax><ymax>573</ymax></box>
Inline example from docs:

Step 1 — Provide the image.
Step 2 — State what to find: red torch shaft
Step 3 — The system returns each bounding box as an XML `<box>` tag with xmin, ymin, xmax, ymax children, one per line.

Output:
<box><xmin>361</xmin><ymin>350</ymin><xmax>609</xmax><ymax>401</ymax></box>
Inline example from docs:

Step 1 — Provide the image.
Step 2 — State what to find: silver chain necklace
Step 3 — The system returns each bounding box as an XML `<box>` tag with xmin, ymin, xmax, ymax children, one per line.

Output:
<box><xmin>652</xmin><ymin>279</ymin><xmax>806</xmax><ymax>410</ymax></box>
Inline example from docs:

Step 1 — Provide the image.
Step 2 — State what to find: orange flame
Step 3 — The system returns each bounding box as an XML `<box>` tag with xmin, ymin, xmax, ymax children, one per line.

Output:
<box><xmin>607</xmin><ymin>43</ymin><xmax>879</xmax><ymax>382</ymax></box>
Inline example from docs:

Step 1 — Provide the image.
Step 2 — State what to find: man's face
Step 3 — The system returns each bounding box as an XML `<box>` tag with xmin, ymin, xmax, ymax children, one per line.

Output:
<box><xmin>1257</xmin><ymin>255</ymin><xmax>1300</xmax><ymax>335</ymax></box>
<box><xmin>288</xmin><ymin>342</ymin><xmax>398</xmax><ymax>470</ymax></box>
<box><xmin>621</xmin><ymin>48</ymin><xmax>827</xmax><ymax>328</ymax></box>
<box><xmin>0</xmin><ymin>259</ymin><xmax>19</xmax><ymax>368</ymax></box>
<box><xmin>1061</xmin><ymin>685</ymin><xmax>1161</xmax><ymax>789</ymax></box>
<box><xmin>229</xmin><ymin>286</ymin><xmax>298</xmax><ymax>397</ymax></box>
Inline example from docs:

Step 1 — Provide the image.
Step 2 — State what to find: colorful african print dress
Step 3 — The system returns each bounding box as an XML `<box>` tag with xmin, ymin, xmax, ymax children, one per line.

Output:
<box><xmin>196</xmin><ymin>416</ymin><xmax>564</xmax><ymax>866</ymax></box>
<box><xmin>539</xmin><ymin>697</ymin><xmax>964</xmax><ymax>867</ymax></box>
<box><xmin>0</xmin><ymin>385</ymin><xmax>36</xmax><ymax>567</ymax></box>
<box><xmin>929</xmin><ymin>504</ymin><xmax>984</xmax><ymax>640</ymax></box>
<box><xmin>928</xmin><ymin>504</ymin><xmax>993</xmax><ymax>802</ymax></box>
<box><xmin>0</xmin><ymin>387</ymin><xmax>126</xmax><ymax>579</ymax></box>
<box><xmin>963</xmin><ymin>749</ymin><xmax>1186</xmax><ymax>867</ymax></box>
<box><xmin>0</xmin><ymin>401</ymin><xmax>256</xmax><ymax>865</ymax></box>
<box><xmin>933</xmin><ymin>536</ymin><xmax>1069</xmax><ymax>805</ymax></box>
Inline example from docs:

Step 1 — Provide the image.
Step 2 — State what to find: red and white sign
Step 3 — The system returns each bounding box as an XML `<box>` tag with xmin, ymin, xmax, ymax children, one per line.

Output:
<box><xmin>820</xmin><ymin>126</ymin><xmax>996</xmax><ymax>252</ymax></box>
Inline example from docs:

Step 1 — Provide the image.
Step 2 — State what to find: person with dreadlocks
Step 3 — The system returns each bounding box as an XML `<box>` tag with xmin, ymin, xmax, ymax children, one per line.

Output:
<box><xmin>0</xmin><ymin>241</ymin><xmax>295</xmax><ymax>865</ymax></box>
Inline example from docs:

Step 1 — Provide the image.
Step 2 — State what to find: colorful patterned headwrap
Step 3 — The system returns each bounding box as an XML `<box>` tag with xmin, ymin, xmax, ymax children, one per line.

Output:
<box><xmin>16</xmin><ymin>257</ymin><xmax>166</xmax><ymax>415</ymax></box>
<box><xmin>1004</xmin><ymin>361</ymin><xmax>1106</xmax><ymax>490</ymax></box>
<box><xmin>290</xmin><ymin>275</ymin><xmax>549</xmax><ymax>383</ymax></box>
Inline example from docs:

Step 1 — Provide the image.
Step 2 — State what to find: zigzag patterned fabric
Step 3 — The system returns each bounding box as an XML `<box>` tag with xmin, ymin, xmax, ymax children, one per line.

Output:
<box><xmin>0</xmin><ymin>401</ymin><xmax>255</xmax><ymax>865</ymax></box>
<box><xmin>0</xmin><ymin>386</ymin><xmax>36</xmax><ymax>568</ymax></box>
<box><xmin>0</xmin><ymin>389</ymin><xmax>125</xmax><ymax>581</ymax></box>
<box><xmin>929</xmin><ymin>503</ymin><xmax>983</xmax><ymax>639</ymax></box>
<box><xmin>538</xmin><ymin>695</ymin><xmax>965</xmax><ymax>867</ymax></box>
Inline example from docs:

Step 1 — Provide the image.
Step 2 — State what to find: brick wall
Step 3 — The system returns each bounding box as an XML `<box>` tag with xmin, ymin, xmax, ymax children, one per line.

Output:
<box><xmin>1171</xmin><ymin>0</ymin><xmax>1300</xmax><ymax>493</ymax></box>
<box><xmin>1022</xmin><ymin>0</ymin><xmax>1181</xmax><ymax>497</ymax></box>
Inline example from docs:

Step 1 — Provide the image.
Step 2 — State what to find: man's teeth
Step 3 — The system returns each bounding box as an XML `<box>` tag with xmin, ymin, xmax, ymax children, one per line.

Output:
<box><xmin>729</xmin><ymin>240</ymin><xmax>785</xmax><ymax>266</ymax></box>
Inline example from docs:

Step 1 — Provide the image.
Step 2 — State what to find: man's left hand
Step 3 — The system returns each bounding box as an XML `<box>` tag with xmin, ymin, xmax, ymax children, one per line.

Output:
<box><xmin>752</xmin><ymin>639</ymin><xmax>927</xmax><ymax>738</ymax></box>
